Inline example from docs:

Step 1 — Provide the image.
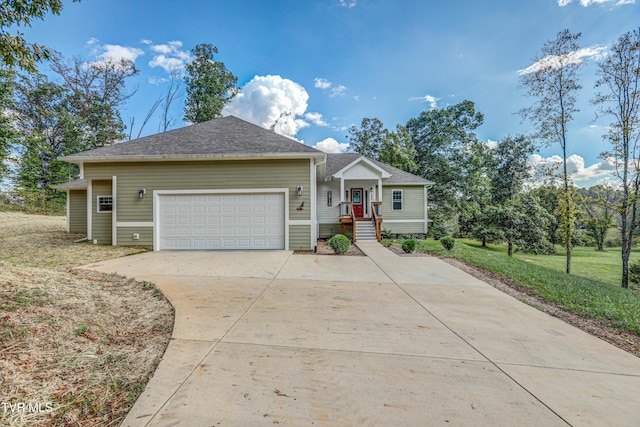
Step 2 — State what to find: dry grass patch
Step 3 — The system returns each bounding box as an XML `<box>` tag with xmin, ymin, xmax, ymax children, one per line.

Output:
<box><xmin>0</xmin><ymin>212</ymin><xmax>174</xmax><ymax>426</ymax></box>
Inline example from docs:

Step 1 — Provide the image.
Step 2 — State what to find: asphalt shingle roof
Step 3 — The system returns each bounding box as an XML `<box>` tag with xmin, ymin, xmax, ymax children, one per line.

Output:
<box><xmin>326</xmin><ymin>153</ymin><xmax>432</xmax><ymax>185</ymax></box>
<box><xmin>62</xmin><ymin>116</ymin><xmax>321</xmax><ymax>161</ymax></box>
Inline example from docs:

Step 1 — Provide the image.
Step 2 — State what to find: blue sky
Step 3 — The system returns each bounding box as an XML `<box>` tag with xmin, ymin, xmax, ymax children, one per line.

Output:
<box><xmin>20</xmin><ymin>0</ymin><xmax>640</xmax><ymax>186</ymax></box>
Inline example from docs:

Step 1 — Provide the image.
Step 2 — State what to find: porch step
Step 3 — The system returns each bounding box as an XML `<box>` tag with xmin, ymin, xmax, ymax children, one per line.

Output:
<box><xmin>355</xmin><ymin>221</ymin><xmax>377</xmax><ymax>242</ymax></box>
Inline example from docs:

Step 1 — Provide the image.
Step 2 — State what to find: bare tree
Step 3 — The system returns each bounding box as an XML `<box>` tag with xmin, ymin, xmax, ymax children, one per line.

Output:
<box><xmin>593</xmin><ymin>28</ymin><xmax>640</xmax><ymax>288</ymax></box>
<box><xmin>159</xmin><ymin>71</ymin><xmax>183</xmax><ymax>132</ymax></box>
<box><xmin>519</xmin><ymin>29</ymin><xmax>583</xmax><ymax>274</ymax></box>
<box><xmin>50</xmin><ymin>52</ymin><xmax>138</xmax><ymax>148</ymax></box>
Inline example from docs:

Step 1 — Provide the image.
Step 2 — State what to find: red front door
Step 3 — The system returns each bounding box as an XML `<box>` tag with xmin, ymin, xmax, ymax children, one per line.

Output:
<box><xmin>351</xmin><ymin>188</ymin><xmax>363</xmax><ymax>217</ymax></box>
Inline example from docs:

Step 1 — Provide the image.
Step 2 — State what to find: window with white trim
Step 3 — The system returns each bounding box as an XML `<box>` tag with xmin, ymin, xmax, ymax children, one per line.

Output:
<box><xmin>392</xmin><ymin>190</ymin><xmax>403</xmax><ymax>211</ymax></box>
<box><xmin>97</xmin><ymin>195</ymin><xmax>113</xmax><ymax>213</ymax></box>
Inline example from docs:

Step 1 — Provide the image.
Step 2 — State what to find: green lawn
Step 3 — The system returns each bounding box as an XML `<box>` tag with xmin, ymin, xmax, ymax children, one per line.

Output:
<box><xmin>460</xmin><ymin>240</ymin><xmax>639</xmax><ymax>287</ymax></box>
<box><xmin>410</xmin><ymin>239</ymin><xmax>640</xmax><ymax>335</ymax></box>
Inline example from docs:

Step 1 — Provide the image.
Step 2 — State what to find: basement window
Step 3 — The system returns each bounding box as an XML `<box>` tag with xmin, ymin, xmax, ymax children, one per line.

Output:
<box><xmin>97</xmin><ymin>195</ymin><xmax>113</xmax><ymax>213</ymax></box>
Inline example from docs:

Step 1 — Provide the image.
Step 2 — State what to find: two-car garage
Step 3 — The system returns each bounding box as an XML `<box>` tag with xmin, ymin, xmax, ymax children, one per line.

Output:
<box><xmin>156</xmin><ymin>191</ymin><xmax>286</xmax><ymax>250</ymax></box>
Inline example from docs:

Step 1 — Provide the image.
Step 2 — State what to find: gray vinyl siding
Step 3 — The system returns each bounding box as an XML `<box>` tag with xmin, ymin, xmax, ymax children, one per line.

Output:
<box><xmin>117</xmin><ymin>227</ymin><xmax>153</xmax><ymax>247</ymax></box>
<box><xmin>69</xmin><ymin>190</ymin><xmax>87</xmax><ymax>234</ymax></box>
<box><xmin>84</xmin><ymin>159</ymin><xmax>310</xmax><ymax>221</ymax></box>
<box><xmin>381</xmin><ymin>186</ymin><xmax>425</xmax><ymax>220</ymax></box>
<box><xmin>91</xmin><ymin>180</ymin><xmax>112</xmax><ymax>245</ymax></box>
<box><xmin>318</xmin><ymin>223</ymin><xmax>341</xmax><ymax>239</ymax></box>
<box><xmin>84</xmin><ymin>159</ymin><xmax>311</xmax><ymax>249</ymax></box>
<box><xmin>289</xmin><ymin>225</ymin><xmax>311</xmax><ymax>251</ymax></box>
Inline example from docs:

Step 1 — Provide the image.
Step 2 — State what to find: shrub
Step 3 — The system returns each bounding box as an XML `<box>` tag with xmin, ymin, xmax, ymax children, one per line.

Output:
<box><xmin>381</xmin><ymin>228</ymin><xmax>394</xmax><ymax>239</ymax></box>
<box><xmin>440</xmin><ymin>236</ymin><xmax>455</xmax><ymax>251</ymax></box>
<box><xmin>630</xmin><ymin>260</ymin><xmax>640</xmax><ymax>286</ymax></box>
<box><xmin>430</xmin><ymin>223</ymin><xmax>450</xmax><ymax>240</ymax></box>
<box><xmin>402</xmin><ymin>239</ymin><xmax>417</xmax><ymax>253</ymax></box>
<box><xmin>328</xmin><ymin>234</ymin><xmax>350</xmax><ymax>255</ymax></box>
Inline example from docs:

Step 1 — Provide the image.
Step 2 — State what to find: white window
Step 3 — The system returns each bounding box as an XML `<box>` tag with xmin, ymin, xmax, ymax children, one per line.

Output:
<box><xmin>392</xmin><ymin>190</ymin><xmax>403</xmax><ymax>211</ymax></box>
<box><xmin>97</xmin><ymin>195</ymin><xmax>113</xmax><ymax>213</ymax></box>
<box><xmin>327</xmin><ymin>190</ymin><xmax>332</xmax><ymax>206</ymax></box>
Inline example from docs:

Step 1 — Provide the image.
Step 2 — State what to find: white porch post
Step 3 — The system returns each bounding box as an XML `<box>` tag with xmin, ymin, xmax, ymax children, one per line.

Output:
<box><xmin>377</xmin><ymin>178</ymin><xmax>382</xmax><ymax>201</ymax></box>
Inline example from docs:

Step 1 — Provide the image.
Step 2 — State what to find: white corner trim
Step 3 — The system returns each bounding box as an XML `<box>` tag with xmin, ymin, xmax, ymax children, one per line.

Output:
<box><xmin>87</xmin><ymin>180</ymin><xmax>92</xmax><ymax>240</ymax></box>
<box><xmin>310</xmin><ymin>158</ymin><xmax>317</xmax><ymax>247</ymax></box>
<box><xmin>152</xmin><ymin>188</ymin><xmax>290</xmax><ymax>251</ymax></box>
<box><xmin>65</xmin><ymin>190</ymin><xmax>70</xmax><ymax>233</ymax></box>
<box><xmin>112</xmin><ymin>176</ymin><xmax>117</xmax><ymax>246</ymax></box>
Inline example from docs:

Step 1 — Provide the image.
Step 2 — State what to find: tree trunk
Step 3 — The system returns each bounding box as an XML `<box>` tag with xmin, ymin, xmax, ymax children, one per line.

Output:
<box><xmin>508</xmin><ymin>241</ymin><xmax>513</xmax><ymax>257</ymax></box>
<box><xmin>622</xmin><ymin>246</ymin><xmax>630</xmax><ymax>289</ymax></box>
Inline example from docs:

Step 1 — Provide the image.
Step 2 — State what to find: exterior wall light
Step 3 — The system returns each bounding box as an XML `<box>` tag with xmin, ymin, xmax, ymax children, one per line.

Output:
<box><xmin>138</xmin><ymin>189</ymin><xmax>146</xmax><ymax>199</ymax></box>
<box><xmin>296</xmin><ymin>186</ymin><xmax>303</xmax><ymax>196</ymax></box>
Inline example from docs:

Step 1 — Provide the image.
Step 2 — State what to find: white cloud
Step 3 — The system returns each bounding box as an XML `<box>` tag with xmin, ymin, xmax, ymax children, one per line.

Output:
<box><xmin>94</xmin><ymin>44</ymin><xmax>145</xmax><ymax>64</ymax></box>
<box><xmin>314</xmin><ymin>78</ymin><xmax>331</xmax><ymax>89</ymax></box>
<box><xmin>339</xmin><ymin>0</ymin><xmax>357</xmax><ymax>8</ymax></box>
<box><xmin>330</xmin><ymin>85</ymin><xmax>347</xmax><ymax>97</ymax></box>
<box><xmin>528</xmin><ymin>154</ymin><xmax>618</xmax><ymax>186</ymax></box>
<box><xmin>409</xmin><ymin>94</ymin><xmax>440</xmax><ymax>109</ymax></box>
<box><xmin>315</xmin><ymin>77</ymin><xmax>347</xmax><ymax>97</ymax></box>
<box><xmin>485</xmin><ymin>139</ymin><xmax>499</xmax><ymax>149</ymax></box>
<box><xmin>518</xmin><ymin>46</ymin><xmax>606</xmax><ymax>75</ymax></box>
<box><xmin>314</xmin><ymin>137</ymin><xmax>350</xmax><ymax>153</ymax></box>
<box><xmin>305</xmin><ymin>112</ymin><xmax>328</xmax><ymax>127</ymax></box>
<box><xmin>222</xmin><ymin>75</ymin><xmax>310</xmax><ymax>138</ymax></box>
<box><xmin>558</xmin><ymin>0</ymin><xmax>634</xmax><ymax>5</ymax></box>
<box><xmin>148</xmin><ymin>40</ymin><xmax>191</xmax><ymax>73</ymax></box>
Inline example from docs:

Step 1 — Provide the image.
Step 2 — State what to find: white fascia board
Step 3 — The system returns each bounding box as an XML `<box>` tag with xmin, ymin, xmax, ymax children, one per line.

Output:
<box><xmin>61</xmin><ymin>152</ymin><xmax>325</xmax><ymax>164</ymax></box>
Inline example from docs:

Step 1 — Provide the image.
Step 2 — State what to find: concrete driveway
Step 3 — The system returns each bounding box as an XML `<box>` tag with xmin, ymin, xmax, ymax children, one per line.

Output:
<box><xmin>83</xmin><ymin>244</ymin><xmax>640</xmax><ymax>426</ymax></box>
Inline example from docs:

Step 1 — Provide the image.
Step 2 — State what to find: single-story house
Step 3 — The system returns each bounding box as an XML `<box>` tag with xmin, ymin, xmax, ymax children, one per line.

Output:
<box><xmin>54</xmin><ymin>116</ymin><xmax>433</xmax><ymax>251</ymax></box>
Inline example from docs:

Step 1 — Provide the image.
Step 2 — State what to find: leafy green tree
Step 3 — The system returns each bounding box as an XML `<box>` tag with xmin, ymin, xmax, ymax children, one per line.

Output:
<box><xmin>0</xmin><ymin>0</ymin><xmax>80</xmax><ymax>71</ymax></box>
<box><xmin>183</xmin><ymin>44</ymin><xmax>238</xmax><ymax>123</ymax></box>
<box><xmin>517</xmin><ymin>195</ymin><xmax>555</xmax><ymax>255</ymax></box>
<box><xmin>12</xmin><ymin>71</ymin><xmax>82</xmax><ymax>206</ymax></box>
<box><xmin>377</xmin><ymin>124</ymin><xmax>418</xmax><ymax>173</ymax></box>
<box><xmin>593</xmin><ymin>28</ymin><xmax>640</xmax><ymax>288</ymax></box>
<box><xmin>471</xmin><ymin>134</ymin><xmax>552</xmax><ymax>254</ymax></box>
<box><xmin>458</xmin><ymin>140</ymin><xmax>492</xmax><ymax>236</ymax></box>
<box><xmin>0</xmin><ymin>65</ymin><xmax>16</xmax><ymax>180</ymax></box>
<box><xmin>472</xmin><ymin>135</ymin><xmax>535</xmax><ymax>247</ymax></box>
<box><xmin>406</xmin><ymin>100</ymin><xmax>484</xmax><ymax>224</ymax></box>
<box><xmin>519</xmin><ymin>29</ymin><xmax>583</xmax><ymax>274</ymax></box>
<box><xmin>529</xmin><ymin>185</ymin><xmax>562</xmax><ymax>244</ymax></box>
<box><xmin>348</xmin><ymin>117</ymin><xmax>386</xmax><ymax>158</ymax></box>
<box><xmin>490</xmin><ymin>135</ymin><xmax>535</xmax><ymax>204</ymax></box>
<box><xmin>580</xmin><ymin>184</ymin><xmax>618</xmax><ymax>251</ymax></box>
<box><xmin>348</xmin><ymin>118</ymin><xmax>418</xmax><ymax>173</ymax></box>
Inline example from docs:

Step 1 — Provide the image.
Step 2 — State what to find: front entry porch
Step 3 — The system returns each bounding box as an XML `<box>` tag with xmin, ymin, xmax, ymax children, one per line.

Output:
<box><xmin>339</xmin><ymin>201</ymin><xmax>383</xmax><ymax>242</ymax></box>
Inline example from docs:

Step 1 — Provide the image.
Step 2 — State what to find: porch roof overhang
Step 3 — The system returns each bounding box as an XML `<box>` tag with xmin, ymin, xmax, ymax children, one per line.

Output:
<box><xmin>50</xmin><ymin>179</ymin><xmax>88</xmax><ymax>191</ymax></box>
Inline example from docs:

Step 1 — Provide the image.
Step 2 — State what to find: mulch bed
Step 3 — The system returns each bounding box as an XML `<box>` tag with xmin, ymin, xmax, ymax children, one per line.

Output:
<box><xmin>294</xmin><ymin>239</ymin><xmax>365</xmax><ymax>256</ymax></box>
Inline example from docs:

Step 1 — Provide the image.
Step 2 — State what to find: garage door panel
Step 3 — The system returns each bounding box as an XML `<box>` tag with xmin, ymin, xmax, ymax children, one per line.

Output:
<box><xmin>159</xmin><ymin>192</ymin><xmax>285</xmax><ymax>250</ymax></box>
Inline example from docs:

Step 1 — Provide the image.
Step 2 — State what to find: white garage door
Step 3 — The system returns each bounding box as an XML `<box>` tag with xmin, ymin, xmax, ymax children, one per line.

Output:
<box><xmin>158</xmin><ymin>193</ymin><xmax>285</xmax><ymax>250</ymax></box>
